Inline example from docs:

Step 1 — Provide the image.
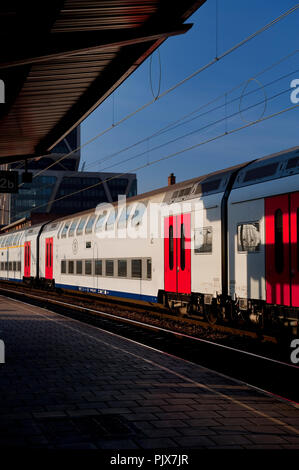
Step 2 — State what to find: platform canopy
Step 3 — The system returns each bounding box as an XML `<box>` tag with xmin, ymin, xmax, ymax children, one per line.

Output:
<box><xmin>0</xmin><ymin>0</ymin><xmax>206</xmax><ymax>165</ymax></box>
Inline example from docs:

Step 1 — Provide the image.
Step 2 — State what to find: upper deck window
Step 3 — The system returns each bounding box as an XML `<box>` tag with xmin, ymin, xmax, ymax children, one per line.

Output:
<box><xmin>131</xmin><ymin>202</ymin><xmax>147</xmax><ymax>227</ymax></box>
<box><xmin>106</xmin><ymin>209</ymin><xmax>117</xmax><ymax>230</ymax></box>
<box><xmin>243</xmin><ymin>163</ymin><xmax>279</xmax><ymax>182</ymax></box>
<box><xmin>68</xmin><ymin>220</ymin><xmax>79</xmax><ymax>237</ymax></box>
<box><xmin>76</xmin><ymin>217</ymin><xmax>87</xmax><ymax>236</ymax></box>
<box><xmin>95</xmin><ymin>211</ymin><xmax>107</xmax><ymax>232</ymax></box>
<box><xmin>117</xmin><ymin>206</ymin><xmax>133</xmax><ymax>229</ymax></box>
<box><xmin>286</xmin><ymin>156</ymin><xmax>299</xmax><ymax>169</ymax></box>
<box><xmin>85</xmin><ymin>215</ymin><xmax>97</xmax><ymax>234</ymax></box>
<box><xmin>195</xmin><ymin>178</ymin><xmax>221</xmax><ymax>195</ymax></box>
<box><xmin>61</xmin><ymin>222</ymin><xmax>70</xmax><ymax>238</ymax></box>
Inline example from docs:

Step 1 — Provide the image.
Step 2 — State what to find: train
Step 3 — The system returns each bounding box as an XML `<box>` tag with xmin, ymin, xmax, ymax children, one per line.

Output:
<box><xmin>0</xmin><ymin>146</ymin><xmax>299</xmax><ymax>336</ymax></box>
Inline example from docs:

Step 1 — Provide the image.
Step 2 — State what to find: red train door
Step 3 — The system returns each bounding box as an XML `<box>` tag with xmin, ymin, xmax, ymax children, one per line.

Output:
<box><xmin>164</xmin><ymin>215</ymin><xmax>177</xmax><ymax>292</ymax></box>
<box><xmin>24</xmin><ymin>241</ymin><xmax>31</xmax><ymax>277</ymax></box>
<box><xmin>265</xmin><ymin>195</ymin><xmax>290</xmax><ymax>306</ymax></box>
<box><xmin>164</xmin><ymin>213</ymin><xmax>191</xmax><ymax>294</ymax></box>
<box><xmin>45</xmin><ymin>237</ymin><xmax>53</xmax><ymax>279</ymax></box>
<box><xmin>290</xmin><ymin>192</ymin><xmax>299</xmax><ymax>307</ymax></box>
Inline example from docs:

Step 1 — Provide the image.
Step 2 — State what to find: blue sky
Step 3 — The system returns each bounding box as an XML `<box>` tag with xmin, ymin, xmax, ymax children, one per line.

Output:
<box><xmin>81</xmin><ymin>0</ymin><xmax>299</xmax><ymax>193</ymax></box>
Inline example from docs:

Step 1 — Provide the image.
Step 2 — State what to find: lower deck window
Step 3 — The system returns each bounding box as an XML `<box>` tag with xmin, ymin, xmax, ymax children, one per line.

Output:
<box><xmin>76</xmin><ymin>260</ymin><xmax>82</xmax><ymax>275</ymax></box>
<box><xmin>85</xmin><ymin>260</ymin><xmax>92</xmax><ymax>275</ymax></box>
<box><xmin>132</xmin><ymin>259</ymin><xmax>142</xmax><ymax>278</ymax></box>
<box><xmin>237</xmin><ymin>222</ymin><xmax>260</xmax><ymax>252</ymax></box>
<box><xmin>106</xmin><ymin>260</ymin><xmax>114</xmax><ymax>276</ymax></box>
<box><xmin>195</xmin><ymin>227</ymin><xmax>213</xmax><ymax>253</ymax></box>
<box><xmin>68</xmin><ymin>260</ymin><xmax>74</xmax><ymax>274</ymax></box>
<box><xmin>118</xmin><ymin>260</ymin><xmax>127</xmax><ymax>277</ymax></box>
<box><xmin>147</xmin><ymin>259</ymin><xmax>152</xmax><ymax>279</ymax></box>
<box><xmin>61</xmin><ymin>260</ymin><xmax>66</xmax><ymax>274</ymax></box>
<box><xmin>95</xmin><ymin>259</ymin><xmax>102</xmax><ymax>275</ymax></box>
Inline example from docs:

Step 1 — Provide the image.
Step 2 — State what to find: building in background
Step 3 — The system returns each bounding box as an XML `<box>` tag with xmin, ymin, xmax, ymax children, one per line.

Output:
<box><xmin>0</xmin><ymin>127</ymin><xmax>137</xmax><ymax>225</ymax></box>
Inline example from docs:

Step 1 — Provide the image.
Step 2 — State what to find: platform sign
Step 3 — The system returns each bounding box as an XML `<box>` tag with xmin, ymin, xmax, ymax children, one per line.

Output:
<box><xmin>0</xmin><ymin>171</ymin><xmax>18</xmax><ymax>193</ymax></box>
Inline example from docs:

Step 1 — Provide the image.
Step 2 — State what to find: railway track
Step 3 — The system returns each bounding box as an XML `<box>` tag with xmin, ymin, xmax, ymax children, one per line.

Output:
<box><xmin>0</xmin><ymin>283</ymin><xmax>298</xmax><ymax>404</ymax></box>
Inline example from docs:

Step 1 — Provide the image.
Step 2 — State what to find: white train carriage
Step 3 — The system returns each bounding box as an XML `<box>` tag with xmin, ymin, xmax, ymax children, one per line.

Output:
<box><xmin>228</xmin><ymin>147</ymin><xmax>299</xmax><ymax>324</ymax></box>
<box><xmin>0</xmin><ymin>230</ymin><xmax>24</xmax><ymax>281</ymax></box>
<box><xmin>0</xmin><ymin>145</ymin><xmax>298</xmax><ymax>332</ymax></box>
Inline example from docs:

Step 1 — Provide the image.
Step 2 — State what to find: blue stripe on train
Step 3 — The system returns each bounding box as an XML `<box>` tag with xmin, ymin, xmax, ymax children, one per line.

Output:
<box><xmin>0</xmin><ymin>277</ymin><xmax>158</xmax><ymax>303</ymax></box>
<box><xmin>0</xmin><ymin>277</ymin><xmax>22</xmax><ymax>282</ymax></box>
<box><xmin>56</xmin><ymin>283</ymin><xmax>158</xmax><ymax>303</ymax></box>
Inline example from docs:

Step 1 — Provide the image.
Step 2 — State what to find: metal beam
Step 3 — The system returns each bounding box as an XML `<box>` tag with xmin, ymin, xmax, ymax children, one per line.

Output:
<box><xmin>0</xmin><ymin>24</ymin><xmax>192</xmax><ymax>69</ymax></box>
<box><xmin>0</xmin><ymin>153</ymin><xmax>44</xmax><ymax>165</ymax></box>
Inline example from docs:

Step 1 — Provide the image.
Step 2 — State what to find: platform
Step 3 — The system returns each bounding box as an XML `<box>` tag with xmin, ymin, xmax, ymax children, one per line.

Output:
<box><xmin>0</xmin><ymin>295</ymin><xmax>299</xmax><ymax>449</ymax></box>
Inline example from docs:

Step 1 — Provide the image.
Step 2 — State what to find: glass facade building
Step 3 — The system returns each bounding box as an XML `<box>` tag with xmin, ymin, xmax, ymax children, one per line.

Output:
<box><xmin>1</xmin><ymin>127</ymin><xmax>137</xmax><ymax>224</ymax></box>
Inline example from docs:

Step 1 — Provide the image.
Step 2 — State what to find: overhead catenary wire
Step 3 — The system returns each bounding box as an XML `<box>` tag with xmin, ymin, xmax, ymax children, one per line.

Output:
<box><xmin>16</xmin><ymin>4</ymin><xmax>299</xmax><ymax>185</ymax></box>
<box><xmin>13</xmin><ymin>102</ymin><xmax>299</xmax><ymax>219</ymax></box>
<box><xmin>83</xmin><ymin>64</ymin><xmax>299</xmax><ymax>172</ymax></box>
<box><xmin>94</xmin><ymin>86</ymin><xmax>293</xmax><ymax>174</ymax></box>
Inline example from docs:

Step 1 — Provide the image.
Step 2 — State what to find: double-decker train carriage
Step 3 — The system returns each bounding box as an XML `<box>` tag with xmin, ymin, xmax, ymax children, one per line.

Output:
<box><xmin>0</xmin><ymin>146</ymin><xmax>298</xmax><ymax>334</ymax></box>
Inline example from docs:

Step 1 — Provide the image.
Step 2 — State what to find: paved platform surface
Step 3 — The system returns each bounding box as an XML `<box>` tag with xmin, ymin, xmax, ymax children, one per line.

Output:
<box><xmin>0</xmin><ymin>295</ymin><xmax>299</xmax><ymax>449</ymax></box>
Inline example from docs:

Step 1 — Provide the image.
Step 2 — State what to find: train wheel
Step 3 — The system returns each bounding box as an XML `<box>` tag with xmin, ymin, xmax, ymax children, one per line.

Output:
<box><xmin>205</xmin><ymin>304</ymin><xmax>218</xmax><ymax>325</ymax></box>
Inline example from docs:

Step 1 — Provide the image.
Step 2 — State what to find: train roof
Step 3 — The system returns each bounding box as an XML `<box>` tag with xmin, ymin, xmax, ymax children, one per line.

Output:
<box><xmin>1</xmin><ymin>145</ymin><xmax>298</xmax><ymax>234</ymax></box>
<box><xmin>232</xmin><ymin>145</ymin><xmax>299</xmax><ymax>190</ymax></box>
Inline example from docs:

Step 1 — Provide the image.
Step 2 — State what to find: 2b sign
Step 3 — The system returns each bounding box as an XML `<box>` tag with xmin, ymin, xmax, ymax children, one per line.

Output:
<box><xmin>0</xmin><ymin>171</ymin><xmax>19</xmax><ymax>193</ymax></box>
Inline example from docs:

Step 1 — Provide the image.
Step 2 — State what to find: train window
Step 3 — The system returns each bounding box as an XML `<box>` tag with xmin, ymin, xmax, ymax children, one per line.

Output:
<box><xmin>13</xmin><ymin>261</ymin><xmax>16</xmax><ymax>271</ymax></box>
<box><xmin>237</xmin><ymin>223</ymin><xmax>260</xmax><ymax>252</ymax></box>
<box><xmin>95</xmin><ymin>211</ymin><xmax>107</xmax><ymax>232</ymax></box>
<box><xmin>95</xmin><ymin>259</ymin><xmax>102</xmax><ymax>276</ymax></box>
<box><xmin>76</xmin><ymin>260</ymin><xmax>82</xmax><ymax>275</ymax></box>
<box><xmin>17</xmin><ymin>261</ymin><xmax>21</xmax><ymax>271</ymax></box>
<box><xmin>132</xmin><ymin>259</ymin><xmax>142</xmax><ymax>278</ymax></box>
<box><xmin>106</xmin><ymin>260</ymin><xmax>114</xmax><ymax>276</ymax></box>
<box><xmin>76</xmin><ymin>217</ymin><xmax>88</xmax><ymax>236</ymax></box>
<box><xmin>196</xmin><ymin>179</ymin><xmax>221</xmax><ymax>195</ymax></box>
<box><xmin>147</xmin><ymin>259</ymin><xmax>152</xmax><ymax>279</ymax></box>
<box><xmin>118</xmin><ymin>260</ymin><xmax>127</xmax><ymax>277</ymax></box>
<box><xmin>243</xmin><ymin>163</ymin><xmax>279</xmax><ymax>183</ymax></box>
<box><xmin>85</xmin><ymin>260</ymin><xmax>92</xmax><ymax>275</ymax></box>
<box><xmin>85</xmin><ymin>215</ymin><xmax>97</xmax><ymax>234</ymax></box>
<box><xmin>275</xmin><ymin>210</ymin><xmax>284</xmax><ymax>273</ymax></box>
<box><xmin>106</xmin><ymin>210</ymin><xmax>117</xmax><ymax>231</ymax></box>
<box><xmin>0</xmin><ymin>262</ymin><xmax>3</xmax><ymax>270</ymax></box>
<box><xmin>117</xmin><ymin>206</ymin><xmax>132</xmax><ymax>229</ymax></box>
<box><xmin>169</xmin><ymin>225</ymin><xmax>174</xmax><ymax>270</ymax></box>
<box><xmin>180</xmin><ymin>224</ymin><xmax>185</xmax><ymax>271</ymax></box>
<box><xmin>61</xmin><ymin>260</ymin><xmax>66</xmax><ymax>274</ymax></box>
<box><xmin>61</xmin><ymin>222</ymin><xmax>71</xmax><ymax>239</ymax></box>
<box><xmin>69</xmin><ymin>219</ymin><xmax>79</xmax><ymax>237</ymax></box>
<box><xmin>68</xmin><ymin>260</ymin><xmax>74</xmax><ymax>274</ymax></box>
<box><xmin>131</xmin><ymin>203</ymin><xmax>147</xmax><ymax>228</ymax></box>
<box><xmin>286</xmin><ymin>156</ymin><xmax>299</xmax><ymax>169</ymax></box>
<box><xmin>5</xmin><ymin>262</ymin><xmax>8</xmax><ymax>270</ymax></box>
<box><xmin>297</xmin><ymin>208</ymin><xmax>299</xmax><ymax>272</ymax></box>
<box><xmin>195</xmin><ymin>227</ymin><xmax>213</xmax><ymax>254</ymax></box>
<box><xmin>9</xmin><ymin>262</ymin><xmax>12</xmax><ymax>271</ymax></box>
<box><xmin>86</xmin><ymin>241</ymin><xmax>91</xmax><ymax>249</ymax></box>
